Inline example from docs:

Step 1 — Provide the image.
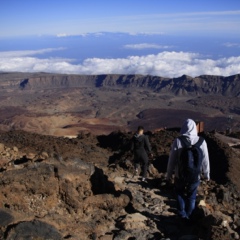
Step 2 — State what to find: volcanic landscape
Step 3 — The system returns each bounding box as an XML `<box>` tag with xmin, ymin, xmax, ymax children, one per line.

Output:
<box><xmin>0</xmin><ymin>72</ymin><xmax>240</xmax><ymax>240</ymax></box>
<box><xmin>0</xmin><ymin>72</ymin><xmax>240</xmax><ymax>136</ymax></box>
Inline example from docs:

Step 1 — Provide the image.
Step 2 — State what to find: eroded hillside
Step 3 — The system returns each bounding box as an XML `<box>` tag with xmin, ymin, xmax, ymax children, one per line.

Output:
<box><xmin>1</xmin><ymin>73</ymin><xmax>240</xmax><ymax>96</ymax></box>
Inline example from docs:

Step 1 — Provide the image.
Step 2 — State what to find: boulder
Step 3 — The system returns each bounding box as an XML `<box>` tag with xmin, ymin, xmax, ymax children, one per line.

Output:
<box><xmin>6</xmin><ymin>220</ymin><xmax>62</xmax><ymax>240</ymax></box>
<box><xmin>119</xmin><ymin>213</ymin><xmax>149</xmax><ymax>230</ymax></box>
<box><xmin>0</xmin><ymin>210</ymin><xmax>14</xmax><ymax>227</ymax></box>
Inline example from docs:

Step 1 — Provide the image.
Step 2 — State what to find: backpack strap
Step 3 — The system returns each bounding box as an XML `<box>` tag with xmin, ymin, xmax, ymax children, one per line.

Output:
<box><xmin>178</xmin><ymin>136</ymin><xmax>204</xmax><ymax>148</ymax></box>
<box><xmin>194</xmin><ymin>136</ymin><xmax>204</xmax><ymax>147</ymax></box>
<box><xmin>178</xmin><ymin>135</ymin><xmax>191</xmax><ymax>148</ymax></box>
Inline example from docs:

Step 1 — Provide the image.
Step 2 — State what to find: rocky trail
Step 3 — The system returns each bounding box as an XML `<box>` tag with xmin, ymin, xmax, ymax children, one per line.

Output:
<box><xmin>0</xmin><ymin>130</ymin><xmax>239</xmax><ymax>240</ymax></box>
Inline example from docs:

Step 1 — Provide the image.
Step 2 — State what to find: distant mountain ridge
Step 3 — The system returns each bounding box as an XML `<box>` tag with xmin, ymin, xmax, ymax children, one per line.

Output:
<box><xmin>1</xmin><ymin>72</ymin><xmax>240</xmax><ymax>96</ymax></box>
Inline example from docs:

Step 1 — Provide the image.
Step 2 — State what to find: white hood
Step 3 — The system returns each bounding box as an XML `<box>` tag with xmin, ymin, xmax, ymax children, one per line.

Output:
<box><xmin>180</xmin><ymin>119</ymin><xmax>198</xmax><ymax>137</ymax></box>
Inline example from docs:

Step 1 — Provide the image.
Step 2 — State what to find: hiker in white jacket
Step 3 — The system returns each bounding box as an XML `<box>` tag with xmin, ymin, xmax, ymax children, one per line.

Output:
<box><xmin>167</xmin><ymin>119</ymin><xmax>210</xmax><ymax>219</ymax></box>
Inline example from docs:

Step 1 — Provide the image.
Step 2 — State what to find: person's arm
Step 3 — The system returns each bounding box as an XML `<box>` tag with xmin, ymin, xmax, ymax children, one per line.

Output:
<box><xmin>166</xmin><ymin>139</ymin><xmax>178</xmax><ymax>180</ymax></box>
<box><xmin>144</xmin><ymin>135</ymin><xmax>152</xmax><ymax>153</ymax></box>
<box><xmin>201</xmin><ymin>140</ymin><xmax>210</xmax><ymax>180</ymax></box>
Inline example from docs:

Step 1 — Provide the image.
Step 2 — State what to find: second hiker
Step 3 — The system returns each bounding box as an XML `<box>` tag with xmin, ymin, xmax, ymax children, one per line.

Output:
<box><xmin>131</xmin><ymin>126</ymin><xmax>153</xmax><ymax>182</ymax></box>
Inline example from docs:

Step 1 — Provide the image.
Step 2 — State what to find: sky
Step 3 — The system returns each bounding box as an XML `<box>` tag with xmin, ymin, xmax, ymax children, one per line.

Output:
<box><xmin>0</xmin><ymin>0</ymin><xmax>240</xmax><ymax>77</ymax></box>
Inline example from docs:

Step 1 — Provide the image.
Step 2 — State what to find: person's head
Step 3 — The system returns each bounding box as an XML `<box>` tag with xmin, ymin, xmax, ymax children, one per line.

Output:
<box><xmin>180</xmin><ymin>119</ymin><xmax>198</xmax><ymax>136</ymax></box>
<box><xmin>137</xmin><ymin>126</ymin><xmax>144</xmax><ymax>135</ymax></box>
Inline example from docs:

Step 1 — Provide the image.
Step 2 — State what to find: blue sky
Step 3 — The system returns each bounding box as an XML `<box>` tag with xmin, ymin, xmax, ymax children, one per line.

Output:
<box><xmin>1</xmin><ymin>0</ymin><xmax>240</xmax><ymax>36</ymax></box>
<box><xmin>0</xmin><ymin>0</ymin><xmax>240</xmax><ymax>77</ymax></box>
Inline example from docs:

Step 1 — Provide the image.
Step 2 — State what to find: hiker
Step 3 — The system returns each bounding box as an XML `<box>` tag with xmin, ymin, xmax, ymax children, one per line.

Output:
<box><xmin>166</xmin><ymin>119</ymin><xmax>210</xmax><ymax>219</ymax></box>
<box><xmin>131</xmin><ymin>126</ymin><xmax>153</xmax><ymax>182</ymax></box>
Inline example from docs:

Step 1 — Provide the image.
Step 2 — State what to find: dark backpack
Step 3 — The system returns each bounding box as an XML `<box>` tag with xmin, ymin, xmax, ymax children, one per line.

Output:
<box><xmin>178</xmin><ymin>136</ymin><xmax>204</xmax><ymax>183</ymax></box>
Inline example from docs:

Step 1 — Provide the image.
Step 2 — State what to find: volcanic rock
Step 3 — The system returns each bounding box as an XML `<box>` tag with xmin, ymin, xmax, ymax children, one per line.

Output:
<box><xmin>39</xmin><ymin>151</ymin><xmax>49</xmax><ymax>159</ymax></box>
<box><xmin>0</xmin><ymin>143</ymin><xmax>5</xmax><ymax>152</ymax></box>
<box><xmin>6</xmin><ymin>220</ymin><xmax>62</xmax><ymax>240</ymax></box>
<box><xmin>119</xmin><ymin>213</ymin><xmax>149</xmax><ymax>230</ymax></box>
<box><xmin>0</xmin><ymin>129</ymin><xmax>239</xmax><ymax>239</ymax></box>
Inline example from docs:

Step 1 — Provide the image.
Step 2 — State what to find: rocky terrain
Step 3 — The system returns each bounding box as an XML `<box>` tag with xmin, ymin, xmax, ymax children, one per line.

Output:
<box><xmin>0</xmin><ymin>129</ymin><xmax>239</xmax><ymax>240</ymax></box>
<box><xmin>0</xmin><ymin>72</ymin><xmax>239</xmax><ymax>239</ymax></box>
<box><xmin>0</xmin><ymin>72</ymin><xmax>240</xmax><ymax>136</ymax></box>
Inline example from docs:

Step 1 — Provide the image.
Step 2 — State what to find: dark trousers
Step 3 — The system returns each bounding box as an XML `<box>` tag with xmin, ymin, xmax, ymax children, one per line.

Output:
<box><xmin>134</xmin><ymin>150</ymin><xmax>149</xmax><ymax>178</ymax></box>
<box><xmin>175</xmin><ymin>178</ymin><xmax>200</xmax><ymax>218</ymax></box>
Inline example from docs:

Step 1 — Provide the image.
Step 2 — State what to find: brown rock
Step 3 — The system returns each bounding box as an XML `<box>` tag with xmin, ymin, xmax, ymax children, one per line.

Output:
<box><xmin>13</xmin><ymin>146</ymin><xmax>18</xmax><ymax>152</ymax></box>
<box><xmin>83</xmin><ymin>194</ymin><xmax>130</xmax><ymax>213</ymax></box>
<box><xmin>0</xmin><ymin>164</ymin><xmax>59</xmax><ymax>216</ymax></box>
<box><xmin>120</xmin><ymin>213</ymin><xmax>149</xmax><ymax>230</ymax></box>
<box><xmin>0</xmin><ymin>143</ymin><xmax>5</xmax><ymax>152</ymax></box>
<box><xmin>4</xmin><ymin>152</ymin><xmax>10</xmax><ymax>158</ymax></box>
<box><xmin>0</xmin><ymin>157</ymin><xmax>11</xmax><ymax>168</ymax></box>
<box><xmin>39</xmin><ymin>151</ymin><xmax>49</xmax><ymax>160</ymax></box>
<box><xmin>26</xmin><ymin>152</ymin><xmax>36</xmax><ymax>160</ymax></box>
<box><xmin>5</xmin><ymin>148</ymin><xmax>11</xmax><ymax>152</ymax></box>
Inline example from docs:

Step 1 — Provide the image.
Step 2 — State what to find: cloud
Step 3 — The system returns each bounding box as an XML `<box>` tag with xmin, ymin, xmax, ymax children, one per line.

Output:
<box><xmin>127</xmin><ymin>32</ymin><xmax>165</xmax><ymax>36</ymax></box>
<box><xmin>55</xmin><ymin>32</ymin><xmax>108</xmax><ymax>38</ymax></box>
<box><xmin>0</xmin><ymin>48</ymin><xmax>65</xmax><ymax>58</ymax></box>
<box><xmin>223</xmin><ymin>42</ymin><xmax>240</xmax><ymax>48</ymax></box>
<box><xmin>124</xmin><ymin>43</ymin><xmax>173</xmax><ymax>50</ymax></box>
<box><xmin>0</xmin><ymin>49</ymin><xmax>240</xmax><ymax>78</ymax></box>
<box><xmin>56</xmin><ymin>33</ymin><xmax>69</xmax><ymax>37</ymax></box>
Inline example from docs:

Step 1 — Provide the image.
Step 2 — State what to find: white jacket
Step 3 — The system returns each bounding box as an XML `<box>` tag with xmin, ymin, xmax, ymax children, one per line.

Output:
<box><xmin>166</xmin><ymin>119</ymin><xmax>210</xmax><ymax>180</ymax></box>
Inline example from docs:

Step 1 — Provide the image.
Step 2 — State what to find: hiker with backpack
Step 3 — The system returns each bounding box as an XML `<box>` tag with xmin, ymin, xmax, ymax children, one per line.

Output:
<box><xmin>166</xmin><ymin>119</ymin><xmax>210</xmax><ymax>220</ymax></box>
<box><xmin>131</xmin><ymin>126</ymin><xmax>153</xmax><ymax>182</ymax></box>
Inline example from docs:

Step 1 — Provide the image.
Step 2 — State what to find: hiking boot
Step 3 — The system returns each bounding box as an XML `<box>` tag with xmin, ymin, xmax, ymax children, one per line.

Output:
<box><xmin>142</xmin><ymin>177</ymin><xmax>147</xmax><ymax>183</ymax></box>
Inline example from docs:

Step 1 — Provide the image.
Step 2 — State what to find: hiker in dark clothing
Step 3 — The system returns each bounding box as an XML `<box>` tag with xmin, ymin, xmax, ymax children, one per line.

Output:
<box><xmin>131</xmin><ymin>126</ymin><xmax>153</xmax><ymax>182</ymax></box>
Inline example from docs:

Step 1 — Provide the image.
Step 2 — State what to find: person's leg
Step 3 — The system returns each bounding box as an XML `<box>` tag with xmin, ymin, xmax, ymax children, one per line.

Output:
<box><xmin>133</xmin><ymin>153</ymin><xmax>140</xmax><ymax>171</ymax></box>
<box><xmin>175</xmin><ymin>178</ymin><xmax>187</xmax><ymax>218</ymax></box>
<box><xmin>185</xmin><ymin>180</ymin><xmax>200</xmax><ymax>218</ymax></box>
<box><xmin>141</xmin><ymin>153</ymin><xmax>149</xmax><ymax>178</ymax></box>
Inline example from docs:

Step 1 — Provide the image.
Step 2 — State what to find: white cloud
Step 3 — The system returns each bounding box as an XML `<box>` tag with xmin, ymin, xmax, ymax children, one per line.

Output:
<box><xmin>0</xmin><ymin>49</ymin><xmax>240</xmax><ymax>78</ymax></box>
<box><xmin>55</xmin><ymin>32</ymin><xmax>165</xmax><ymax>39</ymax></box>
<box><xmin>56</xmin><ymin>33</ymin><xmax>68</xmax><ymax>37</ymax></box>
<box><xmin>0</xmin><ymin>48</ymin><xmax>65</xmax><ymax>58</ymax></box>
<box><xmin>223</xmin><ymin>42</ymin><xmax>240</xmax><ymax>48</ymax></box>
<box><xmin>56</xmin><ymin>32</ymin><xmax>107</xmax><ymax>38</ymax></box>
<box><xmin>127</xmin><ymin>32</ymin><xmax>165</xmax><ymax>36</ymax></box>
<box><xmin>124</xmin><ymin>43</ymin><xmax>173</xmax><ymax>50</ymax></box>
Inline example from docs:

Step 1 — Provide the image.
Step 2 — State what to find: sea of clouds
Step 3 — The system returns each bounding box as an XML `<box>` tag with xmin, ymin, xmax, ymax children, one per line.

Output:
<box><xmin>0</xmin><ymin>48</ymin><xmax>240</xmax><ymax>77</ymax></box>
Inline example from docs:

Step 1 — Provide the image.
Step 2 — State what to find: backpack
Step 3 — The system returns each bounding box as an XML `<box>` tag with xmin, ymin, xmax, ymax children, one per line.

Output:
<box><xmin>178</xmin><ymin>136</ymin><xmax>204</xmax><ymax>183</ymax></box>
